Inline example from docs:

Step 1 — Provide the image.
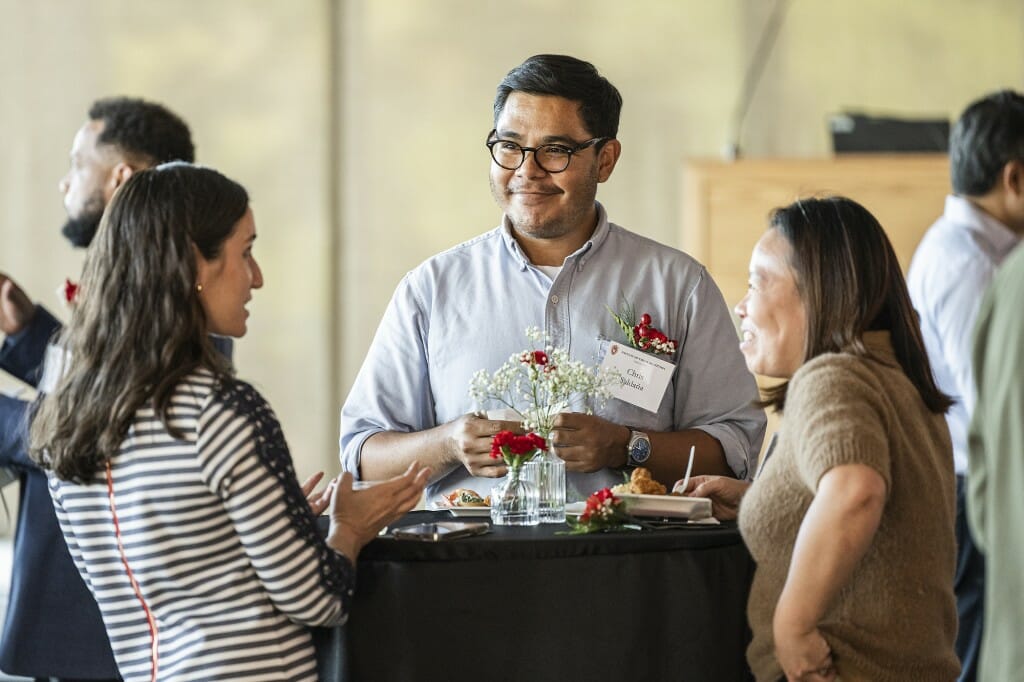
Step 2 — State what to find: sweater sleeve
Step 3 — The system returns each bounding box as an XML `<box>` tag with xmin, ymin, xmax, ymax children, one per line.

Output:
<box><xmin>196</xmin><ymin>378</ymin><xmax>355</xmax><ymax>628</ymax></box>
<box><xmin>786</xmin><ymin>355</ymin><xmax>893</xmax><ymax>495</ymax></box>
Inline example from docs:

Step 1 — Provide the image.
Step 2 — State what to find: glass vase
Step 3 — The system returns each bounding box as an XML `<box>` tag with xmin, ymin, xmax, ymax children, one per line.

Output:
<box><xmin>490</xmin><ymin>464</ymin><xmax>540</xmax><ymax>526</ymax></box>
<box><xmin>523</xmin><ymin>445</ymin><xmax>566</xmax><ymax>523</ymax></box>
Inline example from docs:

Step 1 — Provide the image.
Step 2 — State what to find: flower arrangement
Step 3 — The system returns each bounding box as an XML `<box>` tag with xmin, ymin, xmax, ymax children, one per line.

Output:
<box><xmin>469</xmin><ymin>326</ymin><xmax>616</xmax><ymax>437</ymax></box>
<box><xmin>565</xmin><ymin>488</ymin><xmax>632</xmax><ymax>534</ymax></box>
<box><xmin>607</xmin><ymin>299</ymin><xmax>677</xmax><ymax>355</ymax></box>
<box><xmin>490</xmin><ymin>431</ymin><xmax>547</xmax><ymax>471</ymax></box>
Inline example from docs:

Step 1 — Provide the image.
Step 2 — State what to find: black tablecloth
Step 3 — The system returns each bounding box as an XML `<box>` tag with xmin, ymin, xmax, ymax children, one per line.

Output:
<box><xmin>313</xmin><ymin>510</ymin><xmax>755</xmax><ymax>681</ymax></box>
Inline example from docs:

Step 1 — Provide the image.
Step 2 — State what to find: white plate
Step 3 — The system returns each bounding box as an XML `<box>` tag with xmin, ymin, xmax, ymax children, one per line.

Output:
<box><xmin>445</xmin><ymin>506</ymin><xmax>491</xmax><ymax>518</ymax></box>
<box><xmin>618</xmin><ymin>493</ymin><xmax>712</xmax><ymax>520</ymax></box>
<box><xmin>564</xmin><ymin>502</ymin><xmax>587</xmax><ymax>518</ymax></box>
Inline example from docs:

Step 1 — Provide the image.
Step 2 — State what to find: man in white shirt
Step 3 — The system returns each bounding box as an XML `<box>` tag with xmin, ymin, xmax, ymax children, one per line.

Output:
<box><xmin>341</xmin><ymin>55</ymin><xmax>765</xmax><ymax>501</ymax></box>
<box><xmin>907</xmin><ymin>90</ymin><xmax>1024</xmax><ymax>682</ymax></box>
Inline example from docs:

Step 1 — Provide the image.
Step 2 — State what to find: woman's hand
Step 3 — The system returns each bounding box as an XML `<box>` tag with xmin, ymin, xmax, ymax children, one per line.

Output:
<box><xmin>774</xmin><ymin>622</ymin><xmax>836</xmax><ymax>681</ymax></box>
<box><xmin>773</xmin><ymin>464</ymin><xmax>886</xmax><ymax>682</ymax></box>
<box><xmin>678</xmin><ymin>475</ymin><xmax>750</xmax><ymax>520</ymax></box>
<box><xmin>327</xmin><ymin>462</ymin><xmax>430</xmax><ymax>560</ymax></box>
<box><xmin>300</xmin><ymin>471</ymin><xmax>335</xmax><ymax>516</ymax></box>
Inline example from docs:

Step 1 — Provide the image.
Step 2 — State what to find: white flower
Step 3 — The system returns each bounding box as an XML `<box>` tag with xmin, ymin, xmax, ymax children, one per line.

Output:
<box><xmin>468</xmin><ymin>327</ymin><xmax>617</xmax><ymax>437</ymax></box>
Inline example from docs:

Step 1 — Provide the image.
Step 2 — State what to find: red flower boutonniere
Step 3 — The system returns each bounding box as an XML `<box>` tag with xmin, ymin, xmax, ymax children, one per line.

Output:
<box><xmin>607</xmin><ymin>299</ymin><xmax>677</xmax><ymax>355</ymax></box>
<box><xmin>59</xmin><ymin>278</ymin><xmax>79</xmax><ymax>306</ymax></box>
<box><xmin>565</xmin><ymin>487</ymin><xmax>633</xmax><ymax>534</ymax></box>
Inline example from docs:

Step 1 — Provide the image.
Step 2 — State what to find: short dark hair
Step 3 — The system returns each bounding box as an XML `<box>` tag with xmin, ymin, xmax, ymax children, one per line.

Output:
<box><xmin>762</xmin><ymin>196</ymin><xmax>952</xmax><ymax>414</ymax></box>
<box><xmin>88</xmin><ymin>96</ymin><xmax>195</xmax><ymax>166</ymax></box>
<box><xmin>493</xmin><ymin>54</ymin><xmax>622</xmax><ymax>139</ymax></box>
<box><xmin>950</xmin><ymin>90</ymin><xmax>1024</xmax><ymax>196</ymax></box>
<box><xmin>31</xmin><ymin>164</ymin><xmax>247</xmax><ymax>482</ymax></box>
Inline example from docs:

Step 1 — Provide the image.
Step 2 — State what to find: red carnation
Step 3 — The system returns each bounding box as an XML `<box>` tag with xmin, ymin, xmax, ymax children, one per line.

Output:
<box><xmin>63</xmin><ymin>278</ymin><xmax>79</xmax><ymax>304</ymax></box>
<box><xmin>490</xmin><ymin>431</ymin><xmax>547</xmax><ymax>461</ymax></box>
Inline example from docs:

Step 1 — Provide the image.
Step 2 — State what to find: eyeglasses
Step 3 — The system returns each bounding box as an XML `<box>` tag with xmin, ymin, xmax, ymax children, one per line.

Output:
<box><xmin>485</xmin><ymin>129</ymin><xmax>611</xmax><ymax>173</ymax></box>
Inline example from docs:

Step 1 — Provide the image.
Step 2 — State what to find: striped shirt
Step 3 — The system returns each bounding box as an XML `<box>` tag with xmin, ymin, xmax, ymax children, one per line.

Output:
<box><xmin>49</xmin><ymin>369</ymin><xmax>354</xmax><ymax>681</ymax></box>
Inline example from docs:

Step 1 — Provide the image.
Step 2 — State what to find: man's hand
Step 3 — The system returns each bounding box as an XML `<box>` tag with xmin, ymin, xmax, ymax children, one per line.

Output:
<box><xmin>679</xmin><ymin>475</ymin><xmax>750</xmax><ymax>521</ymax></box>
<box><xmin>548</xmin><ymin>413</ymin><xmax>628</xmax><ymax>473</ymax></box>
<box><xmin>446</xmin><ymin>413</ymin><xmax>524</xmax><ymax>477</ymax></box>
<box><xmin>0</xmin><ymin>275</ymin><xmax>34</xmax><ymax>336</ymax></box>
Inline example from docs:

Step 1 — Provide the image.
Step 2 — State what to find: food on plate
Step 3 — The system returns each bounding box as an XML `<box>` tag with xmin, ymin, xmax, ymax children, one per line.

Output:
<box><xmin>441</xmin><ymin>488</ymin><xmax>491</xmax><ymax>507</ymax></box>
<box><xmin>611</xmin><ymin>467</ymin><xmax>667</xmax><ymax>496</ymax></box>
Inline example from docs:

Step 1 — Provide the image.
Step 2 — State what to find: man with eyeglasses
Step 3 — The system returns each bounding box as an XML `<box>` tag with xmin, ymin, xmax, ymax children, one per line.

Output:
<box><xmin>341</xmin><ymin>54</ymin><xmax>765</xmax><ymax>503</ymax></box>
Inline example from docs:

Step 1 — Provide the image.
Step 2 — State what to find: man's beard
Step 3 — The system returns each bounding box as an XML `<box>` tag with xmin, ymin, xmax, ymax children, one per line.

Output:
<box><xmin>60</xmin><ymin>192</ymin><xmax>104</xmax><ymax>248</ymax></box>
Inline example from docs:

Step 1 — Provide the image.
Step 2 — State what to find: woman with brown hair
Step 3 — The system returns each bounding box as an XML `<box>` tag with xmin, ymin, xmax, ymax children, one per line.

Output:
<box><xmin>682</xmin><ymin>196</ymin><xmax>959</xmax><ymax>681</ymax></box>
<box><xmin>29</xmin><ymin>163</ymin><xmax>428</xmax><ymax>681</ymax></box>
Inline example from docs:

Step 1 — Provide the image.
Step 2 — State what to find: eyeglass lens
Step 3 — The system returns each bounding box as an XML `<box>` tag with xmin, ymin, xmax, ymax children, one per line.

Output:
<box><xmin>490</xmin><ymin>140</ymin><xmax>574</xmax><ymax>173</ymax></box>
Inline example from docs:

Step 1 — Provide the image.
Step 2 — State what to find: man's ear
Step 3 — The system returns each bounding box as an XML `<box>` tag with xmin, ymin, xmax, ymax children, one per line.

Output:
<box><xmin>1002</xmin><ymin>159</ymin><xmax>1024</xmax><ymax>199</ymax></box>
<box><xmin>596</xmin><ymin>139</ymin><xmax>621</xmax><ymax>183</ymax></box>
<box><xmin>103</xmin><ymin>161</ymin><xmax>137</xmax><ymax>201</ymax></box>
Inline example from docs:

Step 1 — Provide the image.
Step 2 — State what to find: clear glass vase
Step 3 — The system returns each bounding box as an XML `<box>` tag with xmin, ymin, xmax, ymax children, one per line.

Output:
<box><xmin>523</xmin><ymin>445</ymin><xmax>566</xmax><ymax>524</ymax></box>
<box><xmin>490</xmin><ymin>464</ymin><xmax>540</xmax><ymax>526</ymax></box>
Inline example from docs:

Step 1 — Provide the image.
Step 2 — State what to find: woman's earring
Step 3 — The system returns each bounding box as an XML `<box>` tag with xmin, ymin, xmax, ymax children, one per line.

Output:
<box><xmin>196</xmin><ymin>283</ymin><xmax>204</xmax><ymax>293</ymax></box>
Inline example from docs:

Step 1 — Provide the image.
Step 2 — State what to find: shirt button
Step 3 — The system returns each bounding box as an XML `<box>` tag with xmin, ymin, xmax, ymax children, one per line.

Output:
<box><xmin>550</xmin><ymin>294</ymin><xmax>559</xmax><ymax>304</ymax></box>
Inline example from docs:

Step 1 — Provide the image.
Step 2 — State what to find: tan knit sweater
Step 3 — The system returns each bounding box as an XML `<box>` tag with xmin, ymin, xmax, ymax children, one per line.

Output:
<box><xmin>739</xmin><ymin>332</ymin><xmax>959</xmax><ymax>682</ymax></box>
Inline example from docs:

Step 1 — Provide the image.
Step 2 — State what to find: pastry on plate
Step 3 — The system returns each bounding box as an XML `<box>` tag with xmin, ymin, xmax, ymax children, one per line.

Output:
<box><xmin>611</xmin><ymin>466</ymin><xmax>667</xmax><ymax>496</ymax></box>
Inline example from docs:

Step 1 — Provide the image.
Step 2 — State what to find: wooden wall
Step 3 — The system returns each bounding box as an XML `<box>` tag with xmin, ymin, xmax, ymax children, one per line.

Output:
<box><xmin>681</xmin><ymin>155</ymin><xmax>951</xmax><ymax>456</ymax></box>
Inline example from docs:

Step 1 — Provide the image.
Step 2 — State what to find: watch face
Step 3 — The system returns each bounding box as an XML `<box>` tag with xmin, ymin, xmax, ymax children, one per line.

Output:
<box><xmin>630</xmin><ymin>437</ymin><xmax>651</xmax><ymax>464</ymax></box>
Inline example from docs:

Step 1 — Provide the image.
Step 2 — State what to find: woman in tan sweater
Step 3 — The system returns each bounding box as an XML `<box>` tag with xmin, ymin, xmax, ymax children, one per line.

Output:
<box><xmin>682</xmin><ymin>197</ymin><xmax>959</xmax><ymax>681</ymax></box>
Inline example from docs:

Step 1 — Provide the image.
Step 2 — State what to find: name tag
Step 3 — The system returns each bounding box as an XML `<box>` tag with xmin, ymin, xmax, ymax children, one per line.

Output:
<box><xmin>599</xmin><ymin>342</ymin><xmax>675</xmax><ymax>413</ymax></box>
<box><xmin>38</xmin><ymin>343</ymin><xmax>70</xmax><ymax>394</ymax></box>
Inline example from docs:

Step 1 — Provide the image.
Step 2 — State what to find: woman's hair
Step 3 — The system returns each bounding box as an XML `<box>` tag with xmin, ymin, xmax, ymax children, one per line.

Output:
<box><xmin>761</xmin><ymin>196</ymin><xmax>952</xmax><ymax>414</ymax></box>
<box><xmin>30</xmin><ymin>163</ymin><xmax>249</xmax><ymax>482</ymax></box>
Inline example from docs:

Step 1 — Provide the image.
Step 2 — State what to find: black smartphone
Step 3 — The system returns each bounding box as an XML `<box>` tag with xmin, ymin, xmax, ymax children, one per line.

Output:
<box><xmin>391</xmin><ymin>521</ymin><xmax>490</xmax><ymax>541</ymax></box>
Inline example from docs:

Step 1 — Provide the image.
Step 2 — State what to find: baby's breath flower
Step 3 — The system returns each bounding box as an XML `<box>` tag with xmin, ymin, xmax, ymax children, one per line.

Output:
<box><xmin>468</xmin><ymin>327</ymin><xmax>615</xmax><ymax>437</ymax></box>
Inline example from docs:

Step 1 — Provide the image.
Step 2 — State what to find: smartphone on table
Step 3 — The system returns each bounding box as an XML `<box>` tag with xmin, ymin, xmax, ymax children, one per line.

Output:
<box><xmin>391</xmin><ymin>521</ymin><xmax>490</xmax><ymax>541</ymax></box>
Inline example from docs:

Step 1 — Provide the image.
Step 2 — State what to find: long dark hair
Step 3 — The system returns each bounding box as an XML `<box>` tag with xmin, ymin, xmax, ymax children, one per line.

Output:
<box><xmin>30</xmin><ymin>163</ymin><xmax>248</xmax><ymax>482</ymax></box>
<box><xmin>761</xmin><ymin>196</ymin><xmax>952</xmax><ymax>414</ymax></box>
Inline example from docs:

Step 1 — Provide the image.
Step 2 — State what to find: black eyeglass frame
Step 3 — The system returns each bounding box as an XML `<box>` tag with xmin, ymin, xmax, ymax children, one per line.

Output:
<box><xmin>485</xmin><ymin>129</ymin><xmax>612</xmax><ymax>173</ymax></box>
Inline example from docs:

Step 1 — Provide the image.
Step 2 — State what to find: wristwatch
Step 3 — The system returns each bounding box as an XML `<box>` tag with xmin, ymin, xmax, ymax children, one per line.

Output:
<box><xmin>627</xmin><ymin>430</ymin><xmax>652</xmax><ymax>466</ymax></box>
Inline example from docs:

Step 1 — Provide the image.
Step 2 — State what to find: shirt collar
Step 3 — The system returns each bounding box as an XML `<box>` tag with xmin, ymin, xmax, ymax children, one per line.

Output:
<box><xmin>944</xmin><ymin>194</ymin><xmax>1021</xmax><ymax>258</ymax></box>
<box><xmin>499</xmin><ymin>201</ymin><xmax>611</xmax><ymax>270</ymax></box>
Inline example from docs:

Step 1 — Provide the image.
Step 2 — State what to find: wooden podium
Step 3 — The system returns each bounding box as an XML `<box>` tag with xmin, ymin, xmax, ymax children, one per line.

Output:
<box><xmin>681</xmin><ymin>155</ymin><xmax>950</xmax><ymax>456</ymax></box>
<box><xmin>681</xmin><ymin>155</ymin><xmax>950</xmax><ymax>311</ymax></box>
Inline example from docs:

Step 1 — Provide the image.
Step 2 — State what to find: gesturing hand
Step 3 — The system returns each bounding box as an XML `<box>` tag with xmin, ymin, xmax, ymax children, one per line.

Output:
<box><xmin>300</xmin><ymin>471</ymin><xmax>334</xmax><ymax>516</ymax></box>
<box><xmin>328</xmin><ymin>463</ymin><xmax>430</xmax><ymax>560</ymax></box>
<box><xmin>446</xmin><ymin>413</ymin><xmax>523</xmax><ymax>477</ymax></box>
<box><xmin>548</xmin><ymin>413</ymin><xmax>627</xmax><ymax>473</ymax></box>
<box><xmin>0</xmin><ymin>275</ymin><xmax>34</xmax><ymax>336</ymax></box>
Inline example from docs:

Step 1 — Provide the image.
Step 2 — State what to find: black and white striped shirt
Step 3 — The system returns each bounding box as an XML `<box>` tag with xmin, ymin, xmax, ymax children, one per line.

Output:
<box><xmin>49</xmin><ymin>369</ymin><xmax>354</xmax><ymax>681</ymax></box>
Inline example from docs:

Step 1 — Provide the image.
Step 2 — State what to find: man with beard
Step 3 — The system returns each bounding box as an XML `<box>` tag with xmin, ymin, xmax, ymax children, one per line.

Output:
<box><xmin>0</xmin><ymin>97</ymin><xmax>195</xmax><ymax>680</ymax></box>
<box><xmin>341</xmin><ymin>55</ymin><xmax>764</xmax><ymax>503</ymax></box>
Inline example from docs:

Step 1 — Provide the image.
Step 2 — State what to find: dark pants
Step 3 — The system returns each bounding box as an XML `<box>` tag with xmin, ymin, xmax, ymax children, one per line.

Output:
<box><xmin>955</xmin><ymin>475</ymin><xmax>985</xmax><ymax>682</ymax></box>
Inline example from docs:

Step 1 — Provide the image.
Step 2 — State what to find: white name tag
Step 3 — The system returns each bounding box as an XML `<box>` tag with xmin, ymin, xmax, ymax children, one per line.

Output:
<box><xmin>600</xmin><ymin>342</ymin><xmax>675</xmax><ymax>413</ymax></box>
<box><xmin>38</xmin><ymin>343</ymin><xmax>70</xmax><ymax>394</ymax></box>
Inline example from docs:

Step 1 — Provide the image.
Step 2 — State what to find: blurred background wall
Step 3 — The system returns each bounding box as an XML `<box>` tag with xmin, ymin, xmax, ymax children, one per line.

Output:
<box><xmin>1</xmin><ymin>0</ymin><xmax>1022</xmax><ymax>534</ymax></box>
